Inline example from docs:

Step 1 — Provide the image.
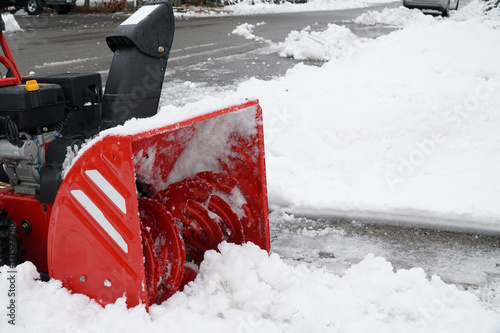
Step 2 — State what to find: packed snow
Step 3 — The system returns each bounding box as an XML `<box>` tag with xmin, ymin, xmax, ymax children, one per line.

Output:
<box><xmin>1</xmin><ymin>13</ymin><xmax>21</xmax><ymax>32</ymax></box>
<box><xmin>227</xmin><ymin>1</ymin><xmax>500</xmax><ymax>235</ymax></box>
<box><xmin>353</xmin><ymin>5</ymin><xmax>436</xmax><ymax>26</ymax></box>
<box><xmin>71</xmin><ymin>0</ymin><xmax>399</xmax><ymax>17</ymax></box>
<box><xmin>2</xmin><ymin>1</ymin><xmax>500</xmax><ymax>332</ymax></box>
<box><xmin>2</xmin><ymin>242</ymin><xmax>500</xmax><ymax>333</ymax></box>
<box><xmin>173</xmin><ymin>0</ymin><xmax>400</xmax><ymax>17</ymax></box>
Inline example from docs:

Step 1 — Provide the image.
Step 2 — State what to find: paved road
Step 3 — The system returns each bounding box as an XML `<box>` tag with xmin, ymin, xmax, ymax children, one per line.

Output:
<box><xmin>6</xmin><ymin>3</ymin><xmax>398</xmax><ymax>92</ymax></box>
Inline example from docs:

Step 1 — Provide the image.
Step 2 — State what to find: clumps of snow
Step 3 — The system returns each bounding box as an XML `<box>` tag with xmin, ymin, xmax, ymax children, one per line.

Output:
<box><xmin>61</xmin><ymin>95</ymin><xmax>252</xmax><ymax>176</ymax></box>
<box><xmin>231</xmin><ymin>21</ymin><xmax>365</xmax><ymax>62</ymax></box>
<box><xmin>231</xmin><ymin>23</ymin><xmax>272</xmax><ymax>44</ymax></box>
<box><xmin>173</xmin><ymin>6</ymin><xmax>231</xmax><ymax>18</ymax></box>
<box><xmin>172</xmin><ymin>0</ymin><xmax>400</xmax><ymax>17</ymax></box>
<box><xmin>183</xmin><ymin>81</ymin><xmax>196</xmax><ymax>89</ymax></box>
<box><xmin>62</xmin><ymin>142</ymin><xmax>85</xmax><ymax>178</ymax></box>
<box><xmin>278</xmin><ymin>24</ymin><xmax>364</xmax><ymax>61</ymax></box>
<box><xmin>1</xmin><ymin>13</ymin><xmax>21</xmax><ymax>32</ymax></box>
<box><xmin>2</xmin><ymin>243</ymin><xmax>499</xmax><ymax>332</ymax></box>
<box><xmin>454</xmin><ymin>0</ymin><xmax>500</xmax><ymax>23</ymax></box>
<box><xmin>165</xmin><ymin>104</ymin><xmax>258</xmax><ymax>186</ymax></box>
<box><xmin>354</xmin><ymin>6</ymin><xmax>437</xmax><ymax>27</ymax></box>
<box><xmin>231</xmin><ymin>23</ymin><xmax>258</xmax><ymax>40</ymax></box>
<box><xmin>299</xmin><ymin>226</ymin><xmax>345</xmax><ymax>237</ymax></box>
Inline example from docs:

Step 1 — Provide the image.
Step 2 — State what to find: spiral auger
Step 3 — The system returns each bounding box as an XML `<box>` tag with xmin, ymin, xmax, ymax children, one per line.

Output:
<box><xmin>138</xmin><ymin>197</ymin><xmax>186</xmax><ymax>305</ymax></box>
<box><xmin>155</xmin><ymin>172</ymin><xmax>249</xmax><ymax>266</ymax></box>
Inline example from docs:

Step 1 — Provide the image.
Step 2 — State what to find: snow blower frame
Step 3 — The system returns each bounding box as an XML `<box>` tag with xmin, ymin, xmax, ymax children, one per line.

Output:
<box><xmin>0</xmin><ymin>2</ymin><xmax>269</xmax><ymax>309</ymax></box>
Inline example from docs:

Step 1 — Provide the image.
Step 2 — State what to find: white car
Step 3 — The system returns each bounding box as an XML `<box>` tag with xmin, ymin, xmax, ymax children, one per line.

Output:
<box><xmin>403</xmin><ymin>0</ymin><xmax>459</xmax><ymax>16</ymax></box>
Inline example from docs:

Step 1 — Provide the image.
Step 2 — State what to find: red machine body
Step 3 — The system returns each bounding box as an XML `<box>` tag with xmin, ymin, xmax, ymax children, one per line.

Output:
<box><xmin>48</xmin><ymin>100</ymin><xmax>269</xmax><ymax>308</ymax></box>
<box><xmin>0</xmin><ymin>2</ymin><xmax>269</xmax><ymax>309</ymax></box>
<box><xmin>0</xmin><ymin>31</ymin><xmax>22</xmax><ymax>87</ymax></box>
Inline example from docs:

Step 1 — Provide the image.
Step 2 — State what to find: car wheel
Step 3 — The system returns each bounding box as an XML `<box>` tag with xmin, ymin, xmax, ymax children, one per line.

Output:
<box><xmin>25</xmin><ymin>0</ymin><xmax>43</xmax><ymax>15</ymax></box>
<box><xmin>56</xmin><ymin>4</ymin><xmax>72</xmax><ymax>14</ymax></box>
<box><xmin>441</xmin><ymin>0</ymin><xmax>450</xmax><ymax>17</ymax></box>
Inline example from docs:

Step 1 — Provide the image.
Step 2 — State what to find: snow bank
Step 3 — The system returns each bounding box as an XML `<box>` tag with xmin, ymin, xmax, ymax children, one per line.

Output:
<box><xmin>1</xmin><ymin>242</ymin><xmax>499</xmax><ymax>332</ymax></box>
<box><xmin>224</xmin><ymin>0</ymin><xmax>500</xmax><ymax>234</ymax></box>
<box><xmin>1</xmin><ymin>13</ymin><xmax>21</xmax><ymax>32</ymax></box>
<box><xmin>278</xmin><ymin>24</ymin><xmax>363</xmax><ymax>61</ymax></box>
<box><xmin>174</xmin><ymin>0</ymin><xmax>400</xmax><ymax>17</ymax></box>
<box><xmin>354</xmin><ymin>5</ymin><xmax>436</xmax><ymax>27</ymax></box>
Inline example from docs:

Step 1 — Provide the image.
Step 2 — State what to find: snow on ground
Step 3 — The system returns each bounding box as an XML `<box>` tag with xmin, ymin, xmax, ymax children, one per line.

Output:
<box><xmin>1</xmin><ymin>242</ymin><xmax>499</xmax><ymax>333</ymax></box>
<box><xmin>231</xmin><ymin>21</ymin><xmax>366</xmax><ymax>61</ymax></box>
<box><xmin>172</xmin><ymin>0</ymin><xmax>400</xmax><ymax>17</ymax></box>
<box><xmin>353</xmin><ymin>5</ymin><xmax>436</xmax><ymax>26</ymax></box>
<box><xmin>1</xmin><ymin>13</ymin><xmax>21</xmax><ymax>32</ymax></box>
<box><xmin>223</xmin><ymin>0</ymin><xmax>400</xmax><ymax>16</ymax></box>
<box><xmin>2</xmin><ymin>1</ymin><xmax>500</xmax><ymax>332</ymax></box>
<box><xmin>71</xmin><ymin>0</ymin><xmax>399</xmax><ymax>17</ymax></box>
<box><xmin>223</xmin><ymin>1</ymin><xmax>500</xmax><ymax>235</ymax></box>
<box><xmin>277</xmin><ymin>23</ymin><xmax>364</xmax><ymax>61</ymax></box>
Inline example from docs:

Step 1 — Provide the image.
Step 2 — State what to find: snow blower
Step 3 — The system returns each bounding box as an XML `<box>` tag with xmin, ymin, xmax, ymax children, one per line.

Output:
<box><xmin>0</xmin><ymin>2</ymin><xmax>269</xmax><ymax>309</ymax></box>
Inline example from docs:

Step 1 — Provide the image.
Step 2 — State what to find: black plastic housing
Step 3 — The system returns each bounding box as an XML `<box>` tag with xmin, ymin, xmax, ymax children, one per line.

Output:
<box><xmin>22</xmin><ymin>73</ymin><xmax>102</xmax><ymax>138</ymax></box>
<box><xmin>101</xmin><ymin>1</ymin><xmax>174</xmax><ymax>128</ymax></box>
<box><xmin>0</xmin><ymin>84</ymin><xmax>66</xmax><ymax>130</ymax></box>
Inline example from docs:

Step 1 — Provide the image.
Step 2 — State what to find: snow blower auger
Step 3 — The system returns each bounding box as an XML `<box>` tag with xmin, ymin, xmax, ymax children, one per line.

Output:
<box><xmin>0</xmin><ymin>1</ymin><xmax>269</xmax><ymax>309</ymax></box>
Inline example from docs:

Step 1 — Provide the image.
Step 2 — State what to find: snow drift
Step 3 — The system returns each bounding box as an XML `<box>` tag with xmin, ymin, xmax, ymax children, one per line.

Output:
<box><xmin>228</xmin><ymin>1</ymin><xmax>500</xmax><ymax>235</ymax></box>
<box><xmin>1</xmin><ymin>242</ymin><xmax>499</xmax><ymax>332</ymax></box>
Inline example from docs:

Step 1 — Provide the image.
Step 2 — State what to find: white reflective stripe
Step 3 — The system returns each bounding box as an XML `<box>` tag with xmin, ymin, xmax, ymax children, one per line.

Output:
<box><xmin>121</xmin><ymin>5</ymin><xmax>159</xmax><ymax>26</ymax></box>
<box><xmin>71</xmin><ymin>190</ymin><xmax>128</xmax><ymax>254</ymax></box>
<box><xmin>85</xmin><ymin>170</ymin><xmax>127</xmax><ymax>214</ymax></box>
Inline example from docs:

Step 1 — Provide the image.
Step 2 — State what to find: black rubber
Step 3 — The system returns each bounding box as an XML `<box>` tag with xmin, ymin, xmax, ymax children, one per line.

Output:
<box><xmin>0</xmin><ymin>209</ymin><xmax>23</xmax><ymax>268</ymax></box>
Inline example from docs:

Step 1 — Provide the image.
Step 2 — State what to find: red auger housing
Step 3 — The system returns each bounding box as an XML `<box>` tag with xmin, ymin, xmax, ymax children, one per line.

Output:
<box><xmin>0</xmin><ymin>2</ymin><xmax>269</xmax><ymax>309</ymax></box>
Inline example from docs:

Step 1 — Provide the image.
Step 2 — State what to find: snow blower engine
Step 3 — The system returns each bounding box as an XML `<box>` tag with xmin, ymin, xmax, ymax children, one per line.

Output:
<box><xmin>0</xmin><ymin>2</ymin><xmax>269</xmax><ymax>309</ymax></box>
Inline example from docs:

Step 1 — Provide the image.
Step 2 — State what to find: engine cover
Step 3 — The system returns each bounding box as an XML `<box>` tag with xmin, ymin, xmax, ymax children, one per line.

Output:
<box><xmin>0</xmin><ymin>83</ymin><xmax>66</xmax><ymax>130</ymax></box>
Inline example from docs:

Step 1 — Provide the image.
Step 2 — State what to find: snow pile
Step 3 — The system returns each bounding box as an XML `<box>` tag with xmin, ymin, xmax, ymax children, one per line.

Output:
<box><xmin>454</xmin><ymin>0</ymin><xmax>500</xmax><ymax>20</ymax></box>
<box><xmin>195</xmin><ymin>1</ymin><xmax>500</xmax><ymax>233</ymax></box>
<box><xmin>225</xmin><ymin>0</ymin><xmax>399</xmax><ymax>15</ymax></box>
<box><xmin>354</xmin><ymin>6</ymin><xmax>436</xmax><ymax>27</ymax></box>
<box><xmin>278</xmin><ymin>24</ymin><xmax>364</xmax><ymax>61</ymax></box>
<box><xmin>1</xmin><ymin>13</ymin><xmax>21</xmax><ymax>32</ymax></box>
<box><xmin>1</xmin><ymin>242</ymin><xmax>499</xmax><ymax>332</ymax></box>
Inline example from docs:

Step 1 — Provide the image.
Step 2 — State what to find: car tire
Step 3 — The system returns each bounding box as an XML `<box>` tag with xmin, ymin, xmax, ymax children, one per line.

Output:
<box><xmin>25</xmin><ymin>0</ymin><xmax>43</xmax><ymax>15</ymax></box>
<box><xmin>441</xmin><ymin>0</ymin><xmax>450</xmax><ymax>17</ymax></box>
<box><xmin>56</xmin><ymin>4</ymin><xmax>72</xmax><ymax>14</ymax></box>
